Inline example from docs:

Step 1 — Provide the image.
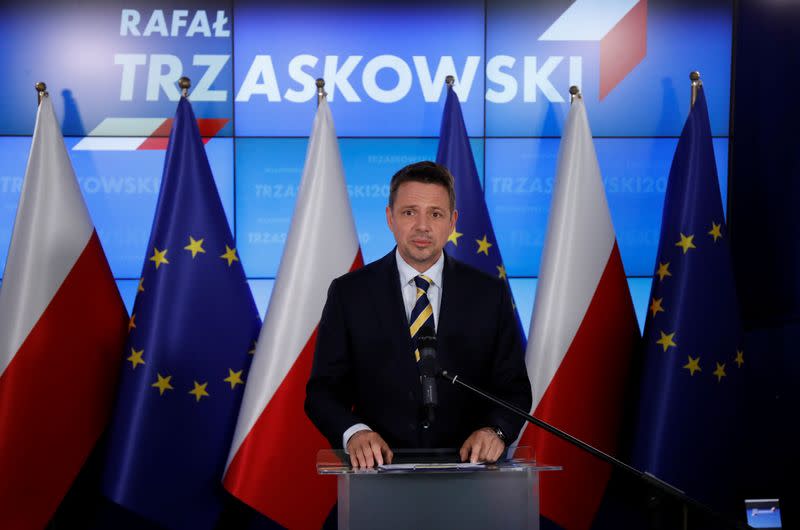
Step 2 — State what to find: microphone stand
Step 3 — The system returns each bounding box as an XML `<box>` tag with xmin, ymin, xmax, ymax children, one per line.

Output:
<box><xmin>439</xmin><ymin>369</ymin><xmax>750</xmax><ymax>530</ymax></box>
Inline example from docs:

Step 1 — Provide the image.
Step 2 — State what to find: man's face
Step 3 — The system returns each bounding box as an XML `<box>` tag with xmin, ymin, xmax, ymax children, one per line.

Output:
<box><xmin>386</xmin><ymin>181</ymin><xmax>457</xmax><ymax>273</ymax></box>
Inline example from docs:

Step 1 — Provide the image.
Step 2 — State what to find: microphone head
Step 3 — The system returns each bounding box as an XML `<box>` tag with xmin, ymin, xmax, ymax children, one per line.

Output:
<box><xmin>417</xmin><ymin>325</ymin><xmax>436</xmax><ymax>352</ymax></box>
<box><xmin>416</xmin><ymin>325</ymin><xmax>439</xmax><ymax>413</ymax></box>
<box><xmin>417</xmin><ymin>326</ymin><xmax>439</xmax><ymax>376</ymax></box>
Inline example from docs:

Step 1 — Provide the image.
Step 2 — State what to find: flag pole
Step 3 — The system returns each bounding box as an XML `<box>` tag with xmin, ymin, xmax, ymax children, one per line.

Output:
<box><xmin>35</xmin><ymin>82</ymin><xmax>47</xmax><ymax>106</ymax></box>
<box><xmin>445</xmin><ymin>74</ymin><xmax>454</xmax><ymax>91</ymax></box>
<box><xmin>569</xmin><ymin>85</ymin><xmax>581</xmax><ymax>104</ymax></box>
<box><xmin>179</xmin><ymin>76</ymin><xmax>191</xmax><ymax>99</ymax></box>
<box><xmin>316</xmin><ymin>78</ymin><xmax>326</xmax><ymax>107</ymax></box>
<box><xmin>690</xmin><ymin>71</ymin><xmax>701</xmax><ymax>108</ymax></box>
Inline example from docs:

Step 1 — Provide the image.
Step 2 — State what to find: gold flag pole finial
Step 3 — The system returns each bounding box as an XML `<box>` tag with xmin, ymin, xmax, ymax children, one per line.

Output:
<box><xmin>690</xmin><ymin>71</ymin><xmax>702</xmax><ymax>108</ymax></box>
<box><xmin>179</xmin><ymin>76</ymin><xmax>191</xmax><ymax>98</ymax></box>
<box><xmin>445</xmin><ymin>75</ymin><xmax>455</xmax><ymax>89</ymax></box>
<box><xmin>316</xmin><ymin>78</ymin><xmax>327</xmax><ymax>107</ymax></box>
<box><xmin>569</xmin><ymin>85</ymin><xmax>581</xmax><ymax>104</ymax></box>
<box><xmin>35</xmin><ymin>82</ymin><xmax>47</xmax><ymax>105</ymax></box>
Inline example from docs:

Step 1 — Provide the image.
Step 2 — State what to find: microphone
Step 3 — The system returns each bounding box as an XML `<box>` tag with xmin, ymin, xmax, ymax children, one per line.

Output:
<box><xmin>417</xmin><ymin>327</ymin><xmax>438</xmax><ymax>426</ymax></box>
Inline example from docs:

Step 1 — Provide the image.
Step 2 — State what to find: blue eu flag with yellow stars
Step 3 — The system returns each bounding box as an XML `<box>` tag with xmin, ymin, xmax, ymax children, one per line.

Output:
<box><xmin>630</xmin><ymin>84</ymin><xmax>746</xmax><ymax>511</ymax></box>
<box><xmin>436</xmin><ymin>84</ymin><xmax>526</xmax><ymax>345</ymax></box>
<box><xmin>101</xmin><ymin>95</ymin><xmax>261</xmax><ymax>530</ymax></box>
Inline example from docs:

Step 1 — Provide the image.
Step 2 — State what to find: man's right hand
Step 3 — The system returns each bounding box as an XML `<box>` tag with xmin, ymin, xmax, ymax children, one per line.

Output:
<box><xmin>346</xmin><ymin>430</ymin><xmax>394</xmax><ymax>469</ymax></box>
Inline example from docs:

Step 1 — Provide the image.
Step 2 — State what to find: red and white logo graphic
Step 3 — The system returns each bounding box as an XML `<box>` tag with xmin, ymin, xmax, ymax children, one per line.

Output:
<box><xmin>539</xmin><ymin>0</ymin><xmax>647</xmax><ymax>100</ymax></box>
<box><xmin>72</xmin><ymin>118</ymin><xmax>228</xmax><ymax>150</ymax></box>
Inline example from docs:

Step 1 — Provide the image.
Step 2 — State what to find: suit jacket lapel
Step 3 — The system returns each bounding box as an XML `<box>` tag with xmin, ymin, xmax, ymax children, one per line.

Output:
<box><xmin>369</xmin><ymin>250</ymin><xmax>418</xmax><ymax>377</ymax></box>
<box><xmin>437</xmin><ymin>253</ymin><xmax>464</xmax><ymax>365</ymax></box>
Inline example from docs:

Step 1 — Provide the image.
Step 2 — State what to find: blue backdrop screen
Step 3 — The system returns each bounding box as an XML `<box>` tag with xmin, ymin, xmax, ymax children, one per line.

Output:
<box><xmin>0</xmin><ymin>0</ymin><xmax>733</xmax><ymax>334</ymax></box>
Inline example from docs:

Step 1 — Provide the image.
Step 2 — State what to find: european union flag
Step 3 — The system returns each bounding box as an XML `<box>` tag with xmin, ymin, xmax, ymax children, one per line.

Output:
<box><xmin>436</xmin><ymin>85</ymin><xmax>526</xmax><ymax>344</ymax></box>
<box><xmin>101</xmin><ymin>95</ymin><xmax>261</xmax><ymax>530</ymax></box>
<box><xmin>631</xmin><ymin>84</ymin><xmax>746</xmax><ymax>510</ymax></box>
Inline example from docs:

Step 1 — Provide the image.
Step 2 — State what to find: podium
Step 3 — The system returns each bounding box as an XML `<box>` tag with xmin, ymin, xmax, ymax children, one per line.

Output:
<box><xmin>316</xmin><ymin>447</ymin><xmax>559</xmax><ymax>530</ymax></box>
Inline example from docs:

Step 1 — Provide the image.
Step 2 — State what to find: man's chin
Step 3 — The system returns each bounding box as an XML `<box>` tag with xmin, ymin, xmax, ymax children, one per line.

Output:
<box><xmin>408</xmin><ymin>248</ymin><xmax>440</xmax><ymax>266</ymax></box>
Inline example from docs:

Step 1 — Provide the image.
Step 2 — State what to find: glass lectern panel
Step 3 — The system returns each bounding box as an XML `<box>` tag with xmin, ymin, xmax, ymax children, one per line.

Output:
<box><xmin>316</xmin><ymin>447</ymin><xmax>560</xmax><ymax>530</ymax></box>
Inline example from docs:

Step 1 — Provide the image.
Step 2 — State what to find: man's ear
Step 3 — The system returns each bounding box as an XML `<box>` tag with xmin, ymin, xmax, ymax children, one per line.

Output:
<box><xmin>386</xmin><ymin>205</ymin><xmax>394</xmax><ymax>232</ymax></box>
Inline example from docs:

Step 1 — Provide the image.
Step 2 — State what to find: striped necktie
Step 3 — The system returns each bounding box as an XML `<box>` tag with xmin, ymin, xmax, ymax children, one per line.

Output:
<box><xmin>409</xmin><ymin>274</ymin><xmax>434</xmax><ymax>361</ymax></box>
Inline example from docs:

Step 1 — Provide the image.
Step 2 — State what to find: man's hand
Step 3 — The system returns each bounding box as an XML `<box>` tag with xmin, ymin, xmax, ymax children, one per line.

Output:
<box><xmin>346</xmin><ymin>430</ymin><xmax>394</xmax><ymax>469</ymax></box>
<box><xmin>459</xmin><ymin>427</ymin><xmax>506</xmax><ymax>463</ymax></box>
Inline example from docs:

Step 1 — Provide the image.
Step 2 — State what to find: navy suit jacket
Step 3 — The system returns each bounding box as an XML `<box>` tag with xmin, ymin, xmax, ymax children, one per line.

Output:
<box><xmin>304</xmin><ymin>249</ymin><xmax>532</xmax><ymax>449</ymax></box>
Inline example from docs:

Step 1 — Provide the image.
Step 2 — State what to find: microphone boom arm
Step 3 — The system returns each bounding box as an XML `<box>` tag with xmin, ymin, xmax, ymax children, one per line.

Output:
<box><xmin>439</xmin><ymin>369</ymin><xmax>749</xmax><ymax>530</ymax></box>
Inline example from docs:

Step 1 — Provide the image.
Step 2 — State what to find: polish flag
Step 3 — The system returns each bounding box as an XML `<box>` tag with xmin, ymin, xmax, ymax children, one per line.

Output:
<box><xmin>517</xmin><ymin>94</ymin><xmax>639</xmax><ymax>530</ymax></box>
<box><xmin>223</xmin><ymin>96</ymin><xmax>362</xmax><ymax>529</ymax></box>
<box><xmin>0</xmin><ymin>93</ymin><xmax>128</xmax><ymax>530</ymax></box>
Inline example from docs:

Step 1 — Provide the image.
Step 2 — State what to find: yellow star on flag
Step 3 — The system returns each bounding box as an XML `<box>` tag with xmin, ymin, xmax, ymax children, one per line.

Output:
<box><xmin>683</xmin><ymin>355</ymin><xmax>701</xmax><ymax>376</ymax></box>
<box><xmin>128</xmin><ymin>314</ymin><xmax>137</xmax><ymax>332</ymax></box>
<box><xmin>734</xmin><ymin>350</ymin><xmax>744</xmax><ymax>368</ymax></box>
<box><xmin>149</xmin><ymin>247</ymin><xmax>169</xmax><ymax>269</ymax></box>
<box><xmin>476</xmin><ymin>235</ymin><xmax>493</xmax><ymax>256</ymax></box>
<box><xmin>152</xmin><ymin>373</ymin><xmax>174</xmax><ymax>396</ymax></box>
<box><xmin>224</xmin><ymin>369</ymin><xmax>245</xmax><ymax>389</ymax></box>
<box><xmin>713</xmin><ymin>362</ymin><xmax>727</xmax><ymax>382</ymax></box>
<box><xmin>448</xmin><ymin>228</ymin><xmax>463</xmax><ymax>246</ymax></box>
<box><xmin>220</xmin><ymin>245</ymin><xmax>239</xmax><ymax>266</ymax></box>
<box><xmin>656</xmin><ymin>262</ymin><xmax>672</xmax><ymax>281</ymax></box>
<box><xmin>497</xmin><ymin>264</ymin><xmax>507</xmax><ymax>279</ymax></box>
<box><xmin>649</xmin><ymin>298</ymin><xmax>665</xmax><ymax>318</ymax></box>
<box><xmin>138</xmin><ymin>277</ymin><xmax>145</xmax><ymax>292</ymax></box>
<box><xmin>708</xmin><ymin>222</ymin><xmax>722</xmax><ymax>242</ymax></box>
<box><xmin>184</xmin><ymin>236</ymin><xmax>206</xmax><ymax>258</ymax></box>
<box><xmin>189</xmin><ymin>381</ymin><xmax>210</xmax><ymax>402</ymax></box>
<box><xmin>675</xmin><ymin>233</ymin><xmax>696</xmax><ymax>254</ymax></box>
<box><xmin>656</xmin><ymin>330</ymin><xmax>677</xmax><ymax>352</ymax></box>
<box><xmin>127</xmin><ymin>348</ymin><xmax>145</xmax><ymax>370</ymax></box>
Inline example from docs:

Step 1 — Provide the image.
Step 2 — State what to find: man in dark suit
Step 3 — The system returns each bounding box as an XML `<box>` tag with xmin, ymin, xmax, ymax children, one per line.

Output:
<box><xmin>305</xmin><ymin>161</ymin><xmax>531</xmax><ymax>468</ymax></box>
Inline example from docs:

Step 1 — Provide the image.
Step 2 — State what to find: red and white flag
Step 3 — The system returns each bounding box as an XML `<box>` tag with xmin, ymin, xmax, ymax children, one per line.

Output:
<box><xmin>0</xmin><ymin>93</ymin><xmax>128</xmax><ymax>530</ymax></box>
<box><xmin>517</xmin><ymin>95</ymin><xmax>639</xmax><ymax>530</ymax></box>
<box><xmin>223</xmin><ymin>97</ymin><xmax>362</xmax><ymax>529</ymax></box>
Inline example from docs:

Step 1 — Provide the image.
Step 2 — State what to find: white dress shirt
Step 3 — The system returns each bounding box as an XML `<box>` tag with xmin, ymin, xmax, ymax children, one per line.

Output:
<box><xmin>342</xmin><ymin>250</ymin><xmax>445</xmax><ymax>450</ymax></box>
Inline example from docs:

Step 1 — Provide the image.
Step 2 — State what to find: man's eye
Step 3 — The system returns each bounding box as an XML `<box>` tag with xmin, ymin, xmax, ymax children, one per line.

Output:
<box><xmin>432</xmin><ymin>211</ymin><xmax>442</xmax><ymax>218</ymax></box>
<box><xmin>403</xmin><ymin>210</ymin><xmax>414</xmax><ymax>216</ymax></box>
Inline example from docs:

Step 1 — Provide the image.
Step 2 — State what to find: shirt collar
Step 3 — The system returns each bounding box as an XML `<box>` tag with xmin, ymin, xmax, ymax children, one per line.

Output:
<box><xmin>395</xmin><ymin>248</ymin><xmax>444</xmax><ymax>288</ymax></box>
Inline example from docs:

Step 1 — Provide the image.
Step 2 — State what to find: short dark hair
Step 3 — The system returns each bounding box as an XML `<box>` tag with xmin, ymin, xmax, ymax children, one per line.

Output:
<box><xmin>388</xmin><ymin>161</ymin><xmax>456</xmax><ymax>213</ymax></box>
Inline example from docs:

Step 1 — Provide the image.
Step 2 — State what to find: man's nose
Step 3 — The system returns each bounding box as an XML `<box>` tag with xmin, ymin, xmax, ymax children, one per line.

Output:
<box><xmin>414</xmin><ymin>215</ymin><xmax>431</xmax><ymax>231</ymax></box>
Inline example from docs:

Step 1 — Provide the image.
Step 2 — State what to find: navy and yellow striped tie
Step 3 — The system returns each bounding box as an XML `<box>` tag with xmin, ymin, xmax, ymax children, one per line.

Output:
<box><xmin>409</xmin><ymin>275</ymin><xmax>434</xmax><ymax>361</ymax></box>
